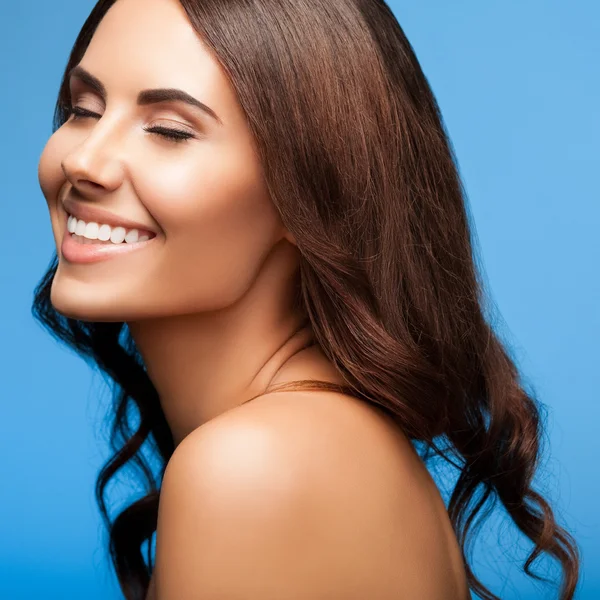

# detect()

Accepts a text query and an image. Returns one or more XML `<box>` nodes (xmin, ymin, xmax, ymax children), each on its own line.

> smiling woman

<box><xmin>33</xmin><ymin>0</ymin><xmax>580</xmax><ymax>599</ymax></box>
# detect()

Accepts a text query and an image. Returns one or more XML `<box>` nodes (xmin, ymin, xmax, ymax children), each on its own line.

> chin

<box><xmin>49</xmin><ymin>277</ymin><xmax>125</xmax><ymax>323</ymax></box>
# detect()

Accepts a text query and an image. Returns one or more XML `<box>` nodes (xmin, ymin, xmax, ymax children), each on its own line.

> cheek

<box><xmin>139</xmin><ymin>148</ymin><xmax>277</xmax><ymax>237</ymax></box>
<box><xmin>134</xmin><ymin>151</ymin><xmax>283</xmax><ymax>306</ymax></box>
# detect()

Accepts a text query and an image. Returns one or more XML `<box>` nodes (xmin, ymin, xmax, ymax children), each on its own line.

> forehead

<box><xmin>79</xmin><ymin>0</ymin><xmax>237</xmax><ymax>117</ymax></box>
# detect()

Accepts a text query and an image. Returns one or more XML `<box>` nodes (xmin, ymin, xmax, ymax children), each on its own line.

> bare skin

<box><xmin>37</xmin><ymin>0</ymin><xmax>470</xmax><ymax>597</ymax></box>
<box><xmin>146</xmin><ymin>373</ymin><xmax>471</xmax><ymax>599</ymax></box>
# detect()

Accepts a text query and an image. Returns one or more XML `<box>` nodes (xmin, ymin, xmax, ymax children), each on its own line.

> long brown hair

<box><xmin>33</xmin><ymin>0</ymin><xmax>580</xmax><ymax>598</ymax></box>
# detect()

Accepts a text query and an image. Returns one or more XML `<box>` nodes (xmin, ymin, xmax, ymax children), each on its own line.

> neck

<box><xmin>126</xmin><ymin>243</ymin><xmax>314</xmax><ymax>447</ymax></box>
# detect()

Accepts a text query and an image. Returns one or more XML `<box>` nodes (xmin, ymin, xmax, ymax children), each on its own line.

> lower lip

<box><xmin>61</xmin><ymin>228</ymin><xmax>158</xmax><ymax>264</ymax></box>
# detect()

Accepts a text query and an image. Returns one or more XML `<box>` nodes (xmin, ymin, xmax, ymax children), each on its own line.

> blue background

<box><xmin>1</xmin><ymin>1</ymin><xmax>598</xmax><ymax>598</ymax></box>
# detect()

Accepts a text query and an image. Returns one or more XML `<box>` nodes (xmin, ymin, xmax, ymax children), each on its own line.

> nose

<box><xmin>61</xmin><ymin>121</ymin><xmax>126</xmax><ymax>197</ymax></box>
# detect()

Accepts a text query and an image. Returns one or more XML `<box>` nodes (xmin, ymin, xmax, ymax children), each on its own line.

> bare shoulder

<box><xmin>153</xmin><ymin>390</ymin><xmax>469</xmax><ymax>600</ymax></box>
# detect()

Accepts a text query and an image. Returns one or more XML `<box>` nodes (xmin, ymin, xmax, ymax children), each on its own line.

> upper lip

<box><xmin>62</xmin><ymin>198</ymin><xmax>158</xmax><ymax>236</ymax></box>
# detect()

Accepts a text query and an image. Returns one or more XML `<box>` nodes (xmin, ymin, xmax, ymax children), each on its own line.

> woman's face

<box><xmin>38</xmin><ymin>0</ymin><xmax>288</xmax><ymax>322</ymax></box>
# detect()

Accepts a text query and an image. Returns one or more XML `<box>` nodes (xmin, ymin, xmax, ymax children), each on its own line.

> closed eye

<box><xmin>65</xmin><ymin>105</ymin><xmax>196</xmax><ymax>144</ymax></box>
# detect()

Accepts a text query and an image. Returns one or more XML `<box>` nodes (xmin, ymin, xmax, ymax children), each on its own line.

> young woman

<box><xmin>34</xmin><ymin>0</ymin><xmax>580</xmax><ymax>598</ymax></box>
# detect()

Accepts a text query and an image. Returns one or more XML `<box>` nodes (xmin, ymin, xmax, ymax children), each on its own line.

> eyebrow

<box><xmin>67</xmin><ymin>65</ymin><xmax>223</xmax><ymax>125</ymax></box>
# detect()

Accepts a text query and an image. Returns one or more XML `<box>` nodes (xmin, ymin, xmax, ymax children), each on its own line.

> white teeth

<box><xmin>110</xmin><ymin>226</ymin><xmax>127</xmax><ymax>244</ymax></box>
<box><xmin>74</xmin><ymin>219</ymin><xmax>86</xmax><ymax>236</ymax></box>
<box><xmin>67</xmin><ymin>214</ymin><xmax>153</xmax><ymax>244</ymax></box>
<box><xmin>67</xmin><ymin>216</ymin><xmax>77</xmax><ymax>234</ymax></box>
<box><xmin>125</xmin><ymin>229</ymin><xmax>139</xmax><ymax>243</ymax></box>
<box><xmin>84</xmin><ymin>222</ymin><xmax>99</xmax><ymax>239</ymax></box>
<box><xmin>98</xmin><ymin>224</ymin><xmax>111</xmax><ymax>241</ymax></box>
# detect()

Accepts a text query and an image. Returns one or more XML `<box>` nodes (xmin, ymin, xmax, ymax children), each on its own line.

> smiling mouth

<box><xmin>65</xmin><ymin>212</ymin><xmax>156</xmax><ymax>245</ymax></box>
<box><xmin>70</xmin><ymin>233</ymin><xmax>134</xmax><ymax>245</ymax></box>
<box><xmin>61</xmin><ymin>217</ymin><xmax>158</xmax><ymax>265</ymax></box>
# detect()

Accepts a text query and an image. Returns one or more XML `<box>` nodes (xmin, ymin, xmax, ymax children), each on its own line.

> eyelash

<box><xmin>65</xmin><ymin>105</ymin><xmax>195</xmax><ymax>143</ymax></box>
